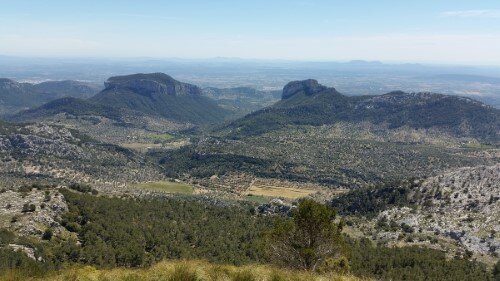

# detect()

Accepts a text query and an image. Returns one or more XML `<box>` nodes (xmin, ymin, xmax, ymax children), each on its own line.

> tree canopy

<box><xmin>263</xmin><ymin>199</ymin><xmax>345</xmax><ymax>271</ymax></box>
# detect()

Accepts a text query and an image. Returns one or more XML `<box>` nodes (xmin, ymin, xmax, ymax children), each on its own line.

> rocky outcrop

<box><xmin>281</xmin><ymin>79</ymin><xmax>328</xmax><ymax>99</ymax></box>
<box><xmin>0</xmin><ymin>188</ymin><xmax>68</xmax><ymax>238</ymax></box>
<box><xmin>0</xmin><ymin>121</ymin><xmax>166</xmax><ymax>190</ymax></box>
<box><xmin>257</xmin><ymin>198</ymin><xmax>295</xmax><ymax>215</ymax></box>
<box><xmin>374</xmin><ymin>164</ymin><xmax>500</xmax><ymax>259</ymax></box>
<box><xmin>7</xmin><ymin>244</ymin><xmax>40</xmax><ymax>261</ymax></box>
<box><xmin>104</xmin><ymin>73</ymin><xmax>202</xmax><ymax>97</ymax></box>
<box><xmin>0</xmin><ymin>124</ymin><xmax>84</xmax><ymax>159</ymax></box>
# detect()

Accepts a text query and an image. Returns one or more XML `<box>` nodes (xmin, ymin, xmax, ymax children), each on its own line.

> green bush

<box><xmin>42</xmin><ymin>229</ymin><xmax>53</xmax><ymax>241</ymax></box>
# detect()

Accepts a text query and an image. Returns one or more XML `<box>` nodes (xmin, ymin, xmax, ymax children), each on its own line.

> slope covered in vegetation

<box><xmin>225</xmin><ymin>79</ymin><xmax>500</xmax><ymax>143</ymax></box>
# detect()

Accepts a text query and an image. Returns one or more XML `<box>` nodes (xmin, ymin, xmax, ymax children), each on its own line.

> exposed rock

<box><xmin>104</xmin><ymin>73</ymin><xmax>202</xmax><ymax>97</ymax></box>
<box><xmin>8</xmin><ymin>244</ymin><xmax>41</xmax><ymax>261</ymax></box>
<box><xmin>373</xmin><ymin>164</ymin><xmax>500</xmax><ymax>260</ymax></box>
<box><xmin>257</xmin><ymin>199</ymin><xmax>295</xmax><ymax>216</ymax></box>
<box><xmin>0</xmin><ymin>189</ymin><xmax>67</xmax><ymax>238</ymax></box>
<box><xmin>0</xmin><ymin>122</ymin><xmax>165</xmax><ymax>191</ymax></box>
<box><xmin>281</xmin><ymin>79</ymin><xmax>328</xmax><ymax>99</ymax></box>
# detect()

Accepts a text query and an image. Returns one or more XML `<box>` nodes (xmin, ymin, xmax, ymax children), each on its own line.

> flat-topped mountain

<box><xmin>12</xmin><ymin>73</ymin><xmax>230</xmax><ymax>126</ymax></box>
<box><xmin>281</xmin><ymin>79</ymin><xmax>328</xmax><ymax>99</ymax></box>
<box><xmin>0</xmin><ymin>79</ymin><xmax>100</xmax><ymax>114</ymax></box>
<box><xmin>101</xmin><ymin>73</ymin><xmax>202</xmax><ymax>97</ymax></box>
<box><xmin>226</xmin><ymin>79</ymin><xmax>500</xmax><ymax>143</ymax></box>
<box><xmin>89</xmin><ymin>73</ymin><xmax>228</xmax><ymax>124</ymax></box>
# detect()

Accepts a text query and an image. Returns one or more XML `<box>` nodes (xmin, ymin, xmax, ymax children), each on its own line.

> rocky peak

<box><xmin>281</xmin><ymin>79</ymin><xmax>328</xmax><ymax>99</ymax></box>
<box><xmin>104</xmin><ymin>73</ymin><xmax>201</xmax><ymax>97</ymax></box>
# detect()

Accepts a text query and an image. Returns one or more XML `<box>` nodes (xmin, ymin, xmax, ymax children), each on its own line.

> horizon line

<box><xmin>1</xmin><ymin>54</ymin><xmax>500</xmax><ymax>68</ymax></box>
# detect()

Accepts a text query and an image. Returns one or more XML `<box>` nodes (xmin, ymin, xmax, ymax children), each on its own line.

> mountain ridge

<box><xmin>225</xmin><ymin>79</ymin><xmax>500</xmax><ymax>143</ymax></box>
<box><xmin>0</xmin><ymin>78</ymin><xmax>100</xmax><ymax>114</ymax></box>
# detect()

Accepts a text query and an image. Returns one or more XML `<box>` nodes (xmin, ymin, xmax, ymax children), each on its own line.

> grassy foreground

<box><xmin>1</xmin><ymin>260</ymin><xmax>367</xmax><ymax>281</ymax></box>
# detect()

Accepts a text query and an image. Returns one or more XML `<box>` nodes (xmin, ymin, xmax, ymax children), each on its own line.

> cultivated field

<box><xmin>133</xmin><ymin>181</ymin><xmax>194</xmax><ymax>194</ymax></box>
<box><xmin>245</xmin><ymin>184</ymin><xmax>317</xmax><ymax>199</ymax></box>
<box><xmin>120</xmin><ymin>143</ymin><xmax>162</xmax><ymax>151</ymax></box>
<box><xmin>148</xmin><ymin>133</ymin><xmax>174</xmax><ymax>142</ymax></box>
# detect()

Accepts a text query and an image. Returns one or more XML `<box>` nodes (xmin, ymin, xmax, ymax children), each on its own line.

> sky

<box><xmin>1</xmin><ymin>0</ymin><xmax>500</xmax><ymax>65</ymax></box>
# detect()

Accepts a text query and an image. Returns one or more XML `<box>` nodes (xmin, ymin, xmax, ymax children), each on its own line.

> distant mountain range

<box><xmin>225</xmin><ymin>79</ymin><xmax>500</xmax><ymax>143</ymax></box>
<box><xmin>0</xmin><ymin>79</ymin><xmax>100</xmax><ymax>115</ymax></box>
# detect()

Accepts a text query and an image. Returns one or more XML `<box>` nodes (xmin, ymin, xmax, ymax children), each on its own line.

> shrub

<box><xmin>42</xmin><ymin>229</ymin><xmax>53</xmax><ymax>241</ymax></box>
<box><xmin>22</xmin><ymin>203</ymin><xmax>36</xmax><ymax>213</ymax></box>
<box><xmin>401</xmin><ymin>223</ymin><xmax>414</xmax><ymax>233</ymax></box>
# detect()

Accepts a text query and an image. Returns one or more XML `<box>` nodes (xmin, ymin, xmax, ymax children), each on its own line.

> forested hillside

<box><xmin>225</xmin><ymin>80</ymin><xmax>500</xmax><ymax>143</ymax></box>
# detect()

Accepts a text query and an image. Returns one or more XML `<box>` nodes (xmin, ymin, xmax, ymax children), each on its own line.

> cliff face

<box><xmin>281</xmin><ymin>79</ymin><xmax>328</xmax><ymax>99</ymax></box>
<box><xmin>104</xmin><ymin>73</ymin><xmax>202</xmax><ymax>97</ymax></box>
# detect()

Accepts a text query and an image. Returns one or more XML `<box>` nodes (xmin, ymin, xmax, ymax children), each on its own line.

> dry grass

<box><xmin>133</xmin><ymin>181</ymin><xmax>195</xmax><ymax>194</ymax></box>
<box><xmin>5</xmin><ymin>260</ymin><xmax>368</xmax><ymax>281</ymax></box>
<box><xmin>120</xmin><ymin>143</ymin><xmax>162</xmax><ymax>150</ymax></box>
<box><xmin>246</xmin><ymin>185</ymin><xmax>317</xmax><ymax>199</ymax></box>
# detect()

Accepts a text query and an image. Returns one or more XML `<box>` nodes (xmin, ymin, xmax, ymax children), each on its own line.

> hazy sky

<box><xmin>1</xmin><ymin>0</ymin><xmax>500</xmax><ymax>65</ymax></box>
